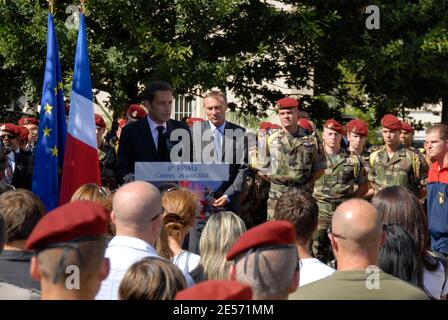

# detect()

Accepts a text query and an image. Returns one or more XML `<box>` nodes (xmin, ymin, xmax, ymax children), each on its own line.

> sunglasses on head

<box><xmin>328</xmin><ymin>224</ymin><xmax>389</xmax><ymax>240</ymax></box>
<box><xmin>151</xmin><ymin>206</ymin><xmax>165</xmax><ymax>221</ymax></box>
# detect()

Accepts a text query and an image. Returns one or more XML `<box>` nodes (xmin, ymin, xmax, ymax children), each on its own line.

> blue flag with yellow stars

<box><xmin>32</xmin><ymin>13</ymin><xmax>67</xmax><ymax>211</ymax></box>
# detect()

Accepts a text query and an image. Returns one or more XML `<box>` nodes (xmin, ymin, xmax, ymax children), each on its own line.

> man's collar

<box><xmin>209</xmin><ymin>120</ymin><xmax>226</xmax><ymax>133</ymax></box>
<box><xmin>147</xmin><ymin>116</ymin><xmax>167</xmax><ymax>131</ymax></box>
<box><xmin>108</xmin><ymin>235</ymin><xmax>157</xmax><ymax>254</ymax></box>
<box><xmin>6</xmin><ymin>151</ymin><xmax>14</xmax><ymax>161</ymax></box>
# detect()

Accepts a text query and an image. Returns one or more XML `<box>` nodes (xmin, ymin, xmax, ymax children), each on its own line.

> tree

<box><xmin>3</xmin><ymin>1</ymin><xmax>445</xmax><ymax>125</ymax></box>
<box><xmin>0</xmin><ymin>0</ymin><xmax>333</xmax><ymax>121</ymax></box>
<box><xmin>290</xmin><ymin>0</ymin><xmax>448</xmax><ymax>124</ymax></box>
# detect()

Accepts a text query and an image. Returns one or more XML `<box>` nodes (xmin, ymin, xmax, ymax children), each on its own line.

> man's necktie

<box><xmin>213</xmin><ymin>128</ymin><xmax>222</xmax><ymax>162</ymax></box>
<box><xmin>5</xmin><ymin>160</ymin><xmax>13</xmax><ymax>184</ymax></box>
<box><xmin>157</xmin><ymin>126</ymin><xmax>169</xmax><ymax>161</ymax></box>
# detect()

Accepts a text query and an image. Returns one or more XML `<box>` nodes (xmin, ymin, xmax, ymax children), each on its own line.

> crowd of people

<box><xmin>0</xmin><ymin>80</ymin><xmax>447</xmax><ymax>300</ymax></box>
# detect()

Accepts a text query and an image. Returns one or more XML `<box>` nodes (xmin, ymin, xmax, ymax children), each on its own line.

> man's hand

<box><xmin>213</xmin><ymin>195</ymin><xmax>229</xmax><ymax>208</ymax></box>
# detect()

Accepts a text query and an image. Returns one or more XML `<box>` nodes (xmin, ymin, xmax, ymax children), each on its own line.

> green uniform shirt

<box><xmin>257</xmin><ymin>129</ymin><xmax>322</xmax><ymax>191</ymax></box>
<box><xmin>258</xmin><ymin>128</ymin><xmax>323</xmax><ymax>220</ymax></box>
<box><xmin>358</xmin><ymin>148</ymin><xmax>372</xmax><ymax>175</ymax></box>
<box><xmin>289</xmin><ymin>270</ymin><xmax>429</xmax><ymax>300</ymax></box>
<box><xmin>313</xmin><ymin>148</ymin><xmax>367</xmax><ymax>218</ymax></box>
<box><xmin>368</xmin><ymin>144</ymin><xmax>428</xmax><ymax>193</ymax></box>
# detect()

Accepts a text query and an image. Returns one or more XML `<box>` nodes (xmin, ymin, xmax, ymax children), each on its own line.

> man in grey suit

<box><xmin>193</xmin><ymin>91</ymin><xmax>248</xmax><ymax>215</ymax></box>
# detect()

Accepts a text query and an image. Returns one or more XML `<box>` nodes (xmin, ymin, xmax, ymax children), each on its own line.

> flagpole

<box><xmin>47</xmin><ymin>0</ymin><xmax>54</xmax><ymax>14</ymax></box>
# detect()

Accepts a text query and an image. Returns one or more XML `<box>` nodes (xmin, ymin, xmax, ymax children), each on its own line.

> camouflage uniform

<box><xmin>348</xmin><ymin>148</ymin><xmax>372</xmax><ymax>176</ymax></box>
<box><xmin>312</xmin><ymin>148</ymin><xmax>367</xmax><ymax>263</ymax></box>
<box><xmin>368</xmin><ymin>144</ymin><xmax>428</xmax><ymax>194</ymax></box>
<box><xmin>407</xmin><ymin>145</ymin><xmax>428</xmax><ymax>168</ymax></box>
<box><xmin>257</xmin><ymin>128</ymin><xmax>321</xmax><ymax>220</ymax></box>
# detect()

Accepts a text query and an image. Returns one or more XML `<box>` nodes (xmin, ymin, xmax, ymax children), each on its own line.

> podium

<box><xmin>135</xmin><ymin>162</ymin><xmax>230</xmax><ymax>253</ymax></box>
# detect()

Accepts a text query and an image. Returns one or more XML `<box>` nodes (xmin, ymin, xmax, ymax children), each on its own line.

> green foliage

<box><xmin>0</xmin><ymin>0</ymin><xmax>335</xmax><ymax>121</ymax></box>
<box><xmin>0</xmin><ymin>0</ymin><xmax>446</xmax><ymax>124</ymax></box>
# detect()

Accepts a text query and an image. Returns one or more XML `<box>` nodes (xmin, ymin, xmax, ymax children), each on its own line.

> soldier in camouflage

<box><xmin>241</xmin><ymin>122</ymin><xmax>281</xmax><ymax>228</ymax></box>
<box><xmin>400</xmin><ymin>121</ymin><xmax>428</xmax><ymax>165</ymax></box>
<box><xmin>400</xmin><ymin>122</ymin><xmax>415</xmax><ymax>147</ymax></box>
<box><xmin>346</xmin><ymin>118</ymin><xmax>375</xmax><ymax>199</ymax></box>
<box><xmin>346</xmin><ymin>119</ymin><xmax>370</xmax><ymax>167</ymax></box>
<box><xmin>312</xmin><ymin>119</ymin><xmax>368</xmax><ymax>263</ymax></box>
<box><xmin>369</xmin><ymin>114</ymin><xmax>428</xmax><ymax>199</ymax></box>
<box><xmin>256</xmin><ymin>97</ymin><xmax>322</xmax><ymax>221</ymax></box>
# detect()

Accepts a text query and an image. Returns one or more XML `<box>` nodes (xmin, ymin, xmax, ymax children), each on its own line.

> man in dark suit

<box><xmin>0</xmin><ymin>124</ymin><xmax>32</xmax><ymax>190</ymax></box>
<box><xmin>116</xmin><ymin>81</ymin><xmax>191</xmax><ymax>184</ymax></box>
<box><xmin>194</xmin><ymin>91</ymin><xmax>248</xmax><ymax>214</ymax></box>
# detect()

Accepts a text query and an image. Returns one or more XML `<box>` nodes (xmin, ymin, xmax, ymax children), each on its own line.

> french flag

<box><xmin>59</xmin><ymin>13</ymin><xmax>100</xmax><ymax>205</ymax></box>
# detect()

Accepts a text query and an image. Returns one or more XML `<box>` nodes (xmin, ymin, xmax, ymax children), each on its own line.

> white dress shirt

<box><xmin>208</xmin><ymin>120</ymin><xmax>226</xmax><ymax>161</ymax></box>
<box><xmin>95</xmin><ymin>235</ymin><xmax>194</xmax><ymax>300</ymax></box>
<box><xmin>299</xmin><ymin>258</ymin><xmax>335</xmax><ymax>287</ymax></box>
<box><xmin>147</xmin><ymin>116</ymin><xmax>167</xmax><ymax>150</ymax></box>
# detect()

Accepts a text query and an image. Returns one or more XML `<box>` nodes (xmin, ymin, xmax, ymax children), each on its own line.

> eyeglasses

<box><xmin>151</xmin><ymin>206</ymin><xmax>165</xmax><ymax>221</ymax></box>
<box><xmin>327</xmin><ymin>224</ymin><xmax>389</xmax><ymax>240</ymax></box>
<box><xmin>327</xmin><ymin>227</ymin><xmax>347</xmax><ymax>240</ymax></box>
<box><xmin>0</xmin><ymin>135</ymin><xmax>16</xmax><ymax>140</ymax></box>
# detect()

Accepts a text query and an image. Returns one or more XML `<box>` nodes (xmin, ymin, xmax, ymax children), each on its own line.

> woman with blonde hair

<box><xmin>118</xmin><ymin>257</ymin><xmax>187</xmax><ymax>300</ymax></box>
<box><xmin>70</xmin><ymin>183</ymin><xmax>109</xmax><ymax>202</ymax></box>
<box><xmin>156</xmin><ymin>188</ymin><xmax>201</xmax><ymax>273</ymax></box>
<box><xmin>70</xmin><ymin>183</ymin><xmax>115</xmax><ymax>237</ymax></box>
<box><xmin>190</xmin><ymin>211</ymin><xmax>246</xmax><ymax>282</ymax></box>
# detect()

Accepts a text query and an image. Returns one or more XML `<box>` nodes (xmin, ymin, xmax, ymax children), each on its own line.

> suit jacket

<box><xmin>194</xmin><ymin>121</ymin><xmax>248</xmax><ymax>213</ymax></box>
<box><xmin>11</xmin><ymin>151</ymin><xmax>32</xmax><ymax>190</ymax></box>
<box><xmin>116</xmin><ymin>117</ymin><xmax>191</xmax><ymax>183</ymax></box>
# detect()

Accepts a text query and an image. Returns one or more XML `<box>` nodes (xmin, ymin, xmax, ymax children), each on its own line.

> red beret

<box><xmin>298</xmin><ymin>119</ymin><xmax>314</xmax><ymax>132</ymax></box>
<box><xmin>323</xmin><ymin>119</ymin><xmax>344</xmax><ymax>135</ymax></box>
<box><xmin>401</xmin><ymin>122</ymin><xmax>414</xmax><ymax>133</ymax></box>
<box><xmin>381</xmin><ymin>114</ymin><xmax>402</xmax><ymax>131</ymax></box>
<box><xmin>0</xmin><ymin>124</ymin><xmax>21</xmax><ymax>137</ymax></box>
<box><xmin>18</xmin><ymin>126</ymin><xmax>29</xmax><ymax>142</ymax></box>
<box><xmin>18</xmin><ymin>117</ymin><xmax>38</xmax><ymax>126</ymax></box>
<box><xmin>186</xmin><ymin>117</ymin><xmax>205</xmax><ymax>127</ymax></box>
<box><xmin>95</xmin><ymin>114</ymin><xmax>106</xmax><ymax>129</ymax></box>
<box><xmin>346</xmin><ymin>119</ymin><xmax>368</xmax><ymax>136</ymax></box>
<box><xmin>175</xmin><ymin>280</ymin><xmax>253</xmax><ymax>300</ymax></box>
<box><xmin>259</xmin><ymin>122</ymin><xmax>281</xmax><ymax>130</ymax></box>
<box><xmin>127</xmin><ymin>104</ymin><xmax>147</xmax><ymax>120</ymax></box>
<box><xmin>26</xmin><ymin>201</ymin><xmax>109</xmax><ymax>251</ymax></box>
<box><xmin>226</xmin><ymin>221</ymin><xmax>296</xmax><ymax>260</ymax></box>
<box><xmin>276</xmin><ymin>97</ymin><xmax>299</xmax><ymax>109</ymax></box>
<box><xmin>118</xmin><ymin>118</ymin><xmax>128</xmax><ymax>129</ymax></box>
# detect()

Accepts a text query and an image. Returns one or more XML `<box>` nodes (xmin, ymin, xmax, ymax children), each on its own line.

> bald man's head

<box><xmin>112</xmin><ymin>182</ymin><xmax>162</xmax><ymax>231</ymax></box>
<box><xmin>331</xmin><ymin>199</ymin><xmax>383</xmax><ymax>254</ymax></box>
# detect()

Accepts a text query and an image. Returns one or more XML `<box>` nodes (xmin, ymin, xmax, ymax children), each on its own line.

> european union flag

<box><xmin>32</xmin><ymin>13</ymin><xmax>67</xmax><ymax>211</ymax></box>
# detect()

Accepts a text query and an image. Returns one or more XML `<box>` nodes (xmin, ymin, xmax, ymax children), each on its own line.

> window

<box><xmin>173</xmin><ymin>95</ymin><xmax>196</xmax><ymax>121</ymax></box>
